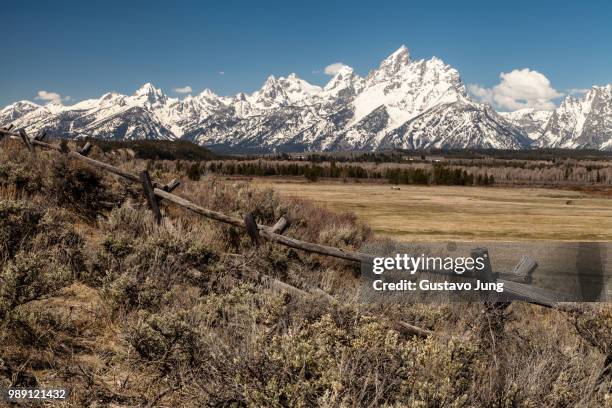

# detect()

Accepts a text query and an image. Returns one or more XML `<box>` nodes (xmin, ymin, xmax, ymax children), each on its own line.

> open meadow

<box><xmin>255</xmin><ymin>179</ymin><xmax>612</xmax><ymax>241</ymax></box>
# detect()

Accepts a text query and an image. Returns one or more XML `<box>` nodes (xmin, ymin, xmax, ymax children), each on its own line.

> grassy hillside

<box><xmin>0</xmin><ymin>137</ymin><xmax>610</xmax><ymax>407</ymax></box>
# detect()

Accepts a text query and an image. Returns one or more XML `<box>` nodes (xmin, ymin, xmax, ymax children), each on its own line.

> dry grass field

<box><xmin>255</xmin><ymin>179</ymin><xmax>612</xmax><ymax>241</ymax></box>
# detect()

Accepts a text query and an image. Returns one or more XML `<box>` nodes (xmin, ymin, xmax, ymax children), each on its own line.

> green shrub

<box><xmin>0</xmin><ymin>160</ymin><xmax>45</xmax><ymax>193</ymax></box>
<box><xmin>128</xmin><ymin>309</ymin><xmax>201</xmax><ymax>365</ymax></box>
<box><xmin>50</xmin><ymin>157</ymin><xmax>115</xmax><ymax>219</ymax></box>
<box><xmin>186</xmin><ymin>162</ymin><xmax>202</xmax><ymax>181</ymax></box>
<box><xmin>0</xmin><ymin>251</ymin><xmax>72</xmax><ymax>320</ymax></box>
<box><xmin>0</xmin><ymin>200</ymin><xmax>43</xmax><ymax>260</ymax></box>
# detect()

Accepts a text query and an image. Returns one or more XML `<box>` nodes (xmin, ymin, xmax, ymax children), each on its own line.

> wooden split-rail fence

<box><xmin>0</xmin><ymin>126</ymin><xmax>574</xmax><ymax>312</ymax></box>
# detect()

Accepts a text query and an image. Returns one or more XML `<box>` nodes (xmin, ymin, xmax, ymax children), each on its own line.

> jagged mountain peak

<box><xmin>537</xmin><ymin>83</ymin><xmax>612</xmax><ymax>150</ymax></box>
<box><xmin>0</xmin><ymin>100</ymin><xmax>43</xmax><ymax>125</ymax></box>
<box><xmin>323</xmin><ymin>65</ymin><xmax>363</xmax><ymax>97</ymax></box>
<box><xmin>254</xmin><ymin>75</ymin><xmax>286</xmax><ymax>100</ymax></box>
<box><xmin>198</xmin><ymin>88</ymin><xmax>219</xmax><ymax>99</ymax></box>
<box><xmin>500</xmin><ymin>108</ymin><xmax>553</xmax><ymax>140</ymax></box>
<box><xmin>250</xmin><ymin>73</ymin><xmax>322</xmax><ymax>107</ymax></box>
<box><xmin>134</xmin><ymin>82</ymin><xmax>162</xmax><ymax>96</ymax></box>
<box><xmin>379</xmin><ymin>45</ymin><xmax>410</xmax><ymax>70</ymax></box>
<box><xmin>132</xmin><ymin>82</ymin><xmax>167</xmax><ymax>107</ymax></box>
<box><xmin>278</xmin><ymin>73</ymin><xmax>322</xmax><ymax>102</ymax></box>
<box><xmin>2</xmin><ymin>100</ymin><xmax>41</xmax><ymax>110</ymax></box>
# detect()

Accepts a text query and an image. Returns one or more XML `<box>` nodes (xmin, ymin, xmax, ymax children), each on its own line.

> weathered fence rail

<box><xmin>0</xmin><ymin>127</ymin><xmax>574</xmax><ymax>308</ymax></box>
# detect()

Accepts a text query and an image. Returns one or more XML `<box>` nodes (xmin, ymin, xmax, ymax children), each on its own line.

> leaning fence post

<box><xmin>140</xmin><ymin>170</ymin><xmax>162</xmax><ymax>224</ymax></box>
<box><xmin>18</xmin><ymin>129</ymin><xmax>34</xmax><ymax>152</ymax></box>
<box><xmin>471</xmin><ymin>247</ymin><xmax>510</xmax><ymax>346</ymax></box>
<box><xmin>244</xmin><ymin>213</ymin><xmax>260</xmax><ymax>246</ymax></box>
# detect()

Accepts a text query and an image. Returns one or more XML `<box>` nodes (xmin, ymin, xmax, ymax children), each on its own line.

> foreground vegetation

<box><xmin>0</xmin><ymin>138</ymin><xmax>610</xmax><ymax>407</ymax></box>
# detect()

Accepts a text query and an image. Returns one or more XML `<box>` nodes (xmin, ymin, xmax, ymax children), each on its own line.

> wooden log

<box><xmin>32</xmin><ymin>139</ymin><xmax>62</xmax><ymax>151</ymax></box>
<box><xmin>162</xmin><ymin>178</ymin><xmax>180</xmax><ymax>192</ymax></box>
<box><xmin>504</xmin><ymin>256</ymin><xmax>537</xmax><ymax>284</ymax></box>
<box><xmin>309</xmin><ymin>287</ymin><xmax>336</xmax><ymax>303</ymax></box>
<box><xmin>153</xmin><ymin>188</ymin><xmax>245</xmax><ymax>228</ymax></box>
<box><xmin>271</xmin><ymin>216</ymin><xmax>291</xmax><ymax>234</ymax></box>
<box><xmin>263</xmin><ymin>275</ymin><xmax>309</xmax><ymax>298</ymax></box>
<box><xmin>79</xmin><ymin>142</ymin><xmax>92</xmax><ymax>156</ymax></box>
<box><xmin>153</xmin><ymin>178</ymin><xmax>181</xmax><ymax>204</ymax></box>
<box><xmin>140</xmin><ymin>170</ymin><xmax>162</xmax><ymax>224</ymax></box>
<box><xmin>392</xmin><ymin>321</ymin><xmax>433</xmax><ymax>339</ymax></box>
<box><xmin>261</xmin><ymin>274</ymin><xmax>430</xmax><ymax>337</ymax></box>
<box><xmin>67</xmin><ymin>151</ymin><xmax>140</xmax><ymax>182</ymax></box>
<box><xmin>18</xmin><ymin>129</ymin><xmax>33</xmax><ymax>152</ymax></box>
<box><xmin>500</xmin><ymin>280</ymin><xmax>565</xmax><ymax>307</ymax></box>
<box><xmin>244</xmin><ymin>213</ymin><xmax>260</xmax><ymax>246</ymax></box>
<box><xmin>259</xmin><ymin>227</ymin><xmax>373</xmax><ymax>263</ymax></box>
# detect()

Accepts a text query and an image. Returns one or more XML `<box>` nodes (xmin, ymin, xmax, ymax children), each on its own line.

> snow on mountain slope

<box><xmin>380</xmin><ymin>96</ymin><xmax>531</xmax><ymax>150</ymax></box>
<box><xmin>2</xmin><ymin>45</ymin><xmax>547</xmax><ymax>151</ymax></box>
<box><xmin>0</xmin><ymin>84</ymin><xmax>177</xmax><ymax>140</ymax></box>
<box><xmin>500</xmin><ymin>109</ymin><xmax>553</xmax><ymax>140</ymax></box>
<box><xmin>0</xmin><ymin>101</ymin><xmax>41</xmax><ymax>123</ymax></box>
<box><xmin>351</xmin><ymin>46</ymin><xmax>465</xmax><ymax>130</ymax></box>
<box><xmin>278</xmin><ymin>73</ymin><xmax>323</xmax><ymax>102</ymax></box>
<box><xmin>537</xmin><ymin>85</ymin><xmax>612</xmax><ymax>150</ymax></box>
<box><xmin>322</xmin><ymin>66</ymin><xmax>364</xmax><ymax>98</ymax></box>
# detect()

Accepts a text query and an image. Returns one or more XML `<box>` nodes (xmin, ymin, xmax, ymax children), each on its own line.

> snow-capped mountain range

<box><xmin>2</xmin><ymin>46</ymin><xmax>611</xmax><ymax>151</ymax></box>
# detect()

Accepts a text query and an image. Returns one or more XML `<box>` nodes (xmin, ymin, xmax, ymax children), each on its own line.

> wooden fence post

<box><xmin>34</xmin><ymin>131</ymin><xmax>47</xmax><ymax>141</ymax></box>
<box><xmin>18</xmin><ymin>129</ymin><xmax>33</xmax><ymax>152</ymax></box>
<box><xmin>79</xmin><ymin>142</ymin><xmax>92</xmax><ymax>156</ymax></box>
<box><xmin>471</xmin><ymin>248</ymin><xmax>511</xmax><ymax>348</ymax></box>
<box><xmin>0</xmin><ymin>125</ymin><xmax>13</xmax><ymax>141</ymax></box>
<box><xmin>244</xmin><ymin>213</ymin><xmax>260</xmax><ymax>246</ymax></box>
<box><xmin>140</xmin><ymin>170</ymin><xmax>162</xmax><ymax>224</ymax></box>
<box><xmin>506</xmin><ymin>256</ymin><xmax>537</xmax><ymax>284</ymax></box>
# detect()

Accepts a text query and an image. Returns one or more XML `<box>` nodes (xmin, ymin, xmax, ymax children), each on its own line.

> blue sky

<box><xmin>1</xmin><ymin>0</ymin><xmax>611</xmax><ymax>108</ymax></box>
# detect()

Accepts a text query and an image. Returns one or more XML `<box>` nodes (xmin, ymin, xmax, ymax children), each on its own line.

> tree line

<box><xmin>201</xmin><ymin>160</ymin><xmax>496</xmax><ymax>186</ymax></box>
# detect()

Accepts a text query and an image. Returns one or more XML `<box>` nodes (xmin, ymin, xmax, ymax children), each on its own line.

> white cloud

<box><xmin>468</xmin><ymin>68</ymin><xmax>563</xmax><ymax>111</ymax></box>
<box><xmin>467</xmin><ymin>84</ymin><xmax>494</xmax><ymax>104</ymax></box>
<box><xmin>173</xmin><ymin>86</ymin><xmax>192</xmax><ymax>94</ymax></box>
<box><xmin>324</xmin><ymin>62</ymin><xmax>348</xmax><ymax>75</ymax></box>
<box><xmin>35</xmin><ymin>90</ymin><xmax>64</xmax><ymax>104</ymax></box>
<box><xmin>219</xmin><ymin>71</ymin><xmax>225</xmax><ymax>75</ymax></box>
